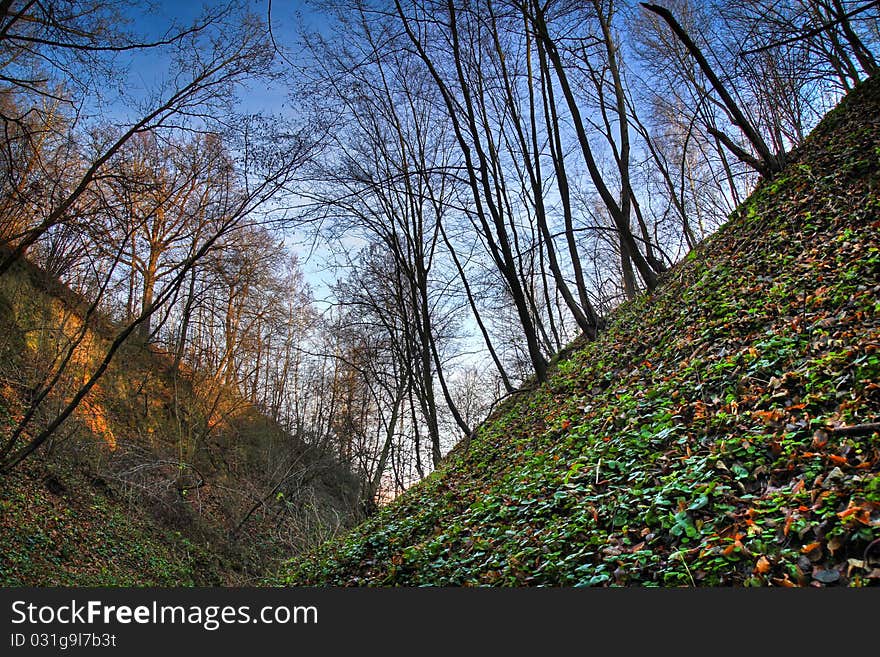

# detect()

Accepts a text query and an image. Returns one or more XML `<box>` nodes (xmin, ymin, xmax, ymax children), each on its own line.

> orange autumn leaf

<box><xmin>722</xmin><ymin>533</ymin><xmax>746</xmax><ymax>556</ymax></box>
<box><xmin>755</xmin><ymin>556</ymin><xmax>771</xmax><ymax>574</ymax></box>
<box><xmin>838</xmin><ymin>505</ymin><xmax>870</xmax><ymax>523</ymax></box>
<box><xmin>827</xmin><ymin>454</ymin><xmax>848</xmax><ymax>465</ymax></box>
<box><xmin>753</xmin><ymin>410</ymin><xmax>784</xmax><ymax>425</ymax></box>
<box><xmin>783</xmin><ymin>514</ymin><xmax>794</xmax><ymax>537</ymax></box>
<box><xmin>772</xmin><ymin>576</ymin><xmax>796</xmax><ymax>588</ymax></box>
<box><xmin>801</xmin><ymin>541</ymin><xmax>821</xmax><ymax>554</ymax></box>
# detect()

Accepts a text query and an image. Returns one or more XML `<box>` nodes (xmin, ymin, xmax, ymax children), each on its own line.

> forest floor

<box><xmin>0</xmin><ymin>256</ymin><xmax>361</xmax><ymax>586</ymax></box>
<box><xmin>275</xmin><ymin>75</ymin><xmax>880</xmax><ymax>587</ymax></box>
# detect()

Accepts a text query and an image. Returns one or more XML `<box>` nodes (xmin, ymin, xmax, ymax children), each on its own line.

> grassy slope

<box><xmin>0</xmin><ymin>255</ymin><xmax>359</xmax><ymax>586</ymax></box>
<box><xmin>276</xmin><ymin>77</ymin><xmax>880</xmax><ymax>587</ymax></box>
<box><xmin>0</xmin><ymin>277</ymin><xmax>226</xmax><ymax>584</ymax></box>
<box><xmin>0</xmin><ymin>464</ymin><xmax>217</xmax><ymax>586</ymax></box>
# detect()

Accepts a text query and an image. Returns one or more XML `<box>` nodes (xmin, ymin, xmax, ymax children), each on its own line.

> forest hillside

<box><xmin>0</xmin><ymin>254</ymin><xmax>361</xmax><ymax>586</ymax></box>
<box><xmin>276</xmin><ymin>75</ymin><xmax>880</xmax><ymax>587</ymax></box>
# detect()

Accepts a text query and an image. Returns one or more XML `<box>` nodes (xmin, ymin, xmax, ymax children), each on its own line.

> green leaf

<box><xmin>688</xmin><ymin>495</ymin><xmax>709</xmax><ymax>511</ymax></box>
<box><xmin>731</xmin><ymin>464</ymin><xmax>749</xmax><ymax>479</ymax></box>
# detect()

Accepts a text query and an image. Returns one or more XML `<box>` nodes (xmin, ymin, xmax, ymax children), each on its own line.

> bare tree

<box><xmin>0</xmin><ymin>107</ymin><xmax>317</xmax><ymax>473</ymax></box>
<box><xmin>641</xmin><ymin>2</ymin><xmax>786</xmax><ymax>176</ymax></box>
<box><xmin>0</xmin><ymin>2</ymin><xmax>277</xmax><ymax>276</ymax></box>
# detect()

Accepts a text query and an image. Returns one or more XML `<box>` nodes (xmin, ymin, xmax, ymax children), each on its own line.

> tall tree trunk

<box><xmin>139</xmin><ymin>250</ymin><xmax>159</xmax><ymax>341</ymax></box>
<box><xmin>641</xmin><ymin>3</ymin><xmax>784</xmax><ymax>177</ymax></box>
<box><xmin>536</xmin><ymin>35</ymin><xmax>599</xmax><ymax>329</ymax></box>
<box><xmin>172</xmin><ymin>266</ymin><xmax>198</xmax><ymax>373</ymax></box>
<box><xmin>394</xmin><ymin>0</ymin><xmax>549</xmax><ymax>381</ymax></box>
<box><xmin>831</xmin><ymin>0</ymin><xmax>878</xmax><ymax>76</ymax></box>
<box><xmin>621</xmin><ymin>240</ymin><xmax>637</xmax><ymax>300</ymax></box>
<box><xmin>530</xmin><ymin>0</ymin><xmax>658</xmax><ymax>291</ymax></box>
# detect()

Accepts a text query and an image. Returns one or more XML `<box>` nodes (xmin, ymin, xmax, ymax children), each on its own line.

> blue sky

<box><xmin>112</xmin><ymin>1</ymin><xmax>319</xmax><ymax>116</ymax></box>
<box><xmin>107</xmin><ymin>1</ymin><xmax>339</xmax><ymax>301</ymax></box>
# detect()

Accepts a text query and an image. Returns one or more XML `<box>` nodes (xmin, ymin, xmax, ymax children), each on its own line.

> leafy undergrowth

<box><xmin>276</xmin><ymin>76</ymin><xmax>880</xmax><ymax>587</ymax></box>
<box><xmin>0</xmin><ymin>461</ymin><xmax>220</xmax><ymax>586</ymax></box>
<box><xmin>0</xmin><ymin>237</ymin><xmax>360</xmax><ymax>587</ymax></box>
